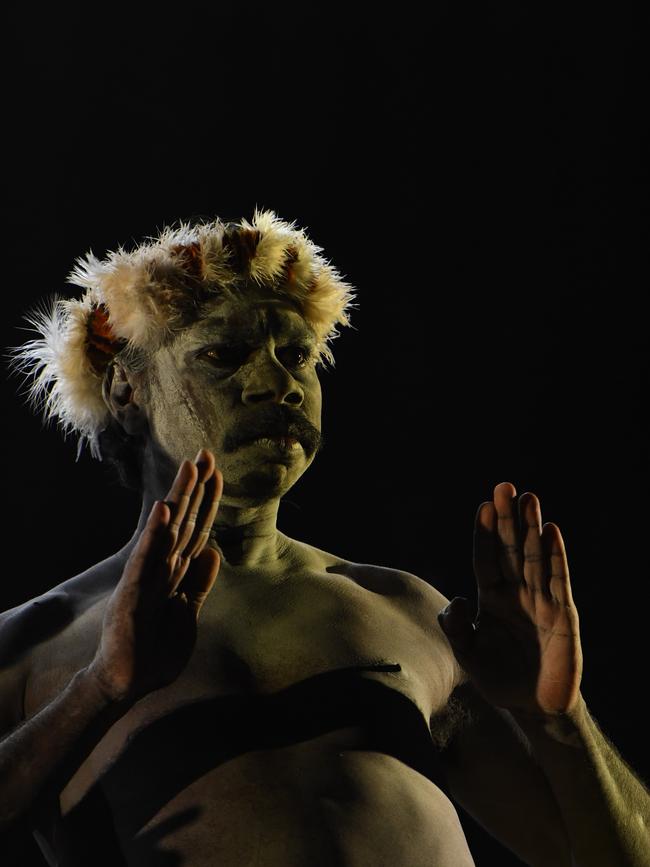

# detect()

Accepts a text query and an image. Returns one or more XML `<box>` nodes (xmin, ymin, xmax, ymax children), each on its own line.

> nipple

<box><xmin>354</xmin><ymin>661</ymin><xmax>402</xmax><ymax>673</ymax></box>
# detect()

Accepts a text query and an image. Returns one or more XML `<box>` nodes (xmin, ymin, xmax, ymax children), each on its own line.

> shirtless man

<box><xmin>1</xmin><ymin>210</ymin><xmax>648</xmax><ymax>866</ymax></box>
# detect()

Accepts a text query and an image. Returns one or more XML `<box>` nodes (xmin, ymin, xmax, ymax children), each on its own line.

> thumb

<box><xmin>178</xmin><ymin>548</ymin><xmax>221</xmax><ymax>617</ymax></box>
<box><xmin>437</xmin><ymin>597</ymin><xmax>476</xmax><ymax>654</ymax></box>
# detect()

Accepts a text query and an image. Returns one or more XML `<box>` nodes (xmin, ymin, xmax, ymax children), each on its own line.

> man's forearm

<box><xmin>511</xmin><ymin>693</ymin><xmax>650</xmax><ymax>867</ymax></box>
<box><xmin>0</xmin><ymin>667</ymin><xmax>131</xmax><ymax>831</ymax></box>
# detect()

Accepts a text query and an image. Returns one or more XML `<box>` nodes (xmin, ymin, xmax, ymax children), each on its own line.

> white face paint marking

<box><xmin>147</xmin><ymin>343</ymin><xmax>210</xmax><ymax>447</ymax></box>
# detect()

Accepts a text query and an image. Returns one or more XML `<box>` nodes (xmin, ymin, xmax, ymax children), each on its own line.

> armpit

<box><xmin>429</xmin><ymin>692</ymin><xmax>474</xmax><ymax>752</ymax></box>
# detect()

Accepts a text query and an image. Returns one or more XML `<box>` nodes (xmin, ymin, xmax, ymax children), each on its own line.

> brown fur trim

<box><xmin>222</xmin><ymin>226</ymin><xmax>261</xmax><ymax>274</ymax></box>
<box><xmin>86</xmin><ymin>304</ymin><xmax>127</xmax><ymax>375</ymax></box>
<box><xmin>170</xmin><ymin>241</ymin><xmax>204</xmax><ymax>279</ymax></box>
<box><xmin>282</xmin><ymin>245</ymin><xmax>300</xmax><ymax>286</ymax></box>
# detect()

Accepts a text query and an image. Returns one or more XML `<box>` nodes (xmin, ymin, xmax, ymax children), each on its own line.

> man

<box><xmin>1</xmin><ymin>209</ymin><xmax>648</xmax><ymax>866</ymax></box>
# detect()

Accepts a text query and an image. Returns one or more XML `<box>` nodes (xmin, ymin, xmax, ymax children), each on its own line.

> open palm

<box><xmin>439</xmin><ymin>483</ymin><xmax>583</xmax><ymax>717</ymax></box>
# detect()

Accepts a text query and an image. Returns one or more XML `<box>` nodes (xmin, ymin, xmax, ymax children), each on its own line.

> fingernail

<box><xmin>195</xmin><ymin>448</ymin><xmax>206</xmax><ymax>462</ymax></box>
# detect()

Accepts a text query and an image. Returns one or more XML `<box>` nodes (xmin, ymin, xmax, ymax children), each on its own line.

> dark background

<box><xmin>1</xmin><ymin>4</ymin><xmax>648</xmax><ymax>865</ymax></box>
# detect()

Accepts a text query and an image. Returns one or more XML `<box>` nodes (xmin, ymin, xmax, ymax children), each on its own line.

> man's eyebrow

<box><xmin>193</xmin><ymin>315</ymin><xmax>256</xmax><ymax>340</ymax></box>
<box><xmin>265</xmin><ymin>307</ymin><xmax>317</xmax><ymax>343</ymax></box>
<box><xmin>275</xmin><ymin>319</ymin><xmax>317</xmax><ymax>344</ymax></box>
<box><xmin>194</xmin><ymin>312</ymin><xmax>316</xmax><ymax>344</ymax></box>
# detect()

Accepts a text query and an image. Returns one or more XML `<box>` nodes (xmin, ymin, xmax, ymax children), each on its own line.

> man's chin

<box><xmin>222</xmin><ymin>465</ymin><xmax>298</xmax><ymax>505</ymax></box>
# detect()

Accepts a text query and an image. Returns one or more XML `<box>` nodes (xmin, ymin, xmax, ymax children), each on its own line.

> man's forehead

<box><xmin>190</xmin><ymin>297</ymin><xmax>315</xmax><ymax>341</ymax></box>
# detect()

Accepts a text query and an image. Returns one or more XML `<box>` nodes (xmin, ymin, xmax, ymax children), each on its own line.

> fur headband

<box><xmin>12</xmin><ymin>209</ymin><xmax>356</xmax><ymax>458</ymax></box>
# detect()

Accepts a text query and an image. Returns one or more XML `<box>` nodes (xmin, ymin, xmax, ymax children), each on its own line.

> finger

<box><xmin>494</xmin><ymin>482</ymin><xmax>523</xmax><ymax>584</ymax></box>
<box><xmin>163</xmin><ymin>459</ymin><xmax>199</xmax><ymax>551</ymax></box>
<box><xmin>172</xmin><ymin>450</ymin><xmax>215</xmax><ymax>559</ymax></box>
<box><xmin>177</xmin><ymin>452</ymin><xmax>221</xmax><ymax>561</ymax></box>
<box><xmin>473</xmin><ymin>501</ymin><xmax>502</xmax><ymax>590</ymax></box>
<box><xmin>146</xmin><ymin>499</ymin><xmax>172</xmax><ymax>534</ymax></box>
<box><xmin>542</xmin><ymin>522</ymin><xmax>573</xmax><ymax>605</ymax></box>
<box><xmin>175</xmin><ymin>547</ymin><xmax>221</xmax><ymax>617</ymax></box>
<box><xmin>519</xmin><ymin>492</ymin><xmax>549</xmax><ymax>597</ymax></box>
<box><xmin>124</xmin><ymin>501</ymin><xmax>173</xmax><ymax>594</ymax></box>
<box><xmin>167</xmin><ymin>550</ymin><xmax>192</xmax><ymax>594</ymax></box>
<box><xmin>186</xmin><ymin>467</ymin><xmax>223</xmax><ymax>560</ymax></box>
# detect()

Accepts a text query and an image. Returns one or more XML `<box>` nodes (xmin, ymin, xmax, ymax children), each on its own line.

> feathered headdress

<box><xmin>11</xmin><ymin>209</ymin><xmax>356</xmax><ymax>458</ymax></box>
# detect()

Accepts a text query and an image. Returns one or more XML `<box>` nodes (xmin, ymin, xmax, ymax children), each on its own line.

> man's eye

<box><xmin>278</xmin><ymin>345</ymin><xmax>311</xmax><ymax>368</ymax></box>
<box><xmin>202</xmin><ymin>346</ymin><xmax>245</xmax><ymax>366</ymax></box>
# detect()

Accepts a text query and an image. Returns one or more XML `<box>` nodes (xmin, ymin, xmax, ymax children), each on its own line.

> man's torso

<box><xmin>20</xmin><ymin>541</ymin><xmax>475</xmax><ymax>866</ymax></box>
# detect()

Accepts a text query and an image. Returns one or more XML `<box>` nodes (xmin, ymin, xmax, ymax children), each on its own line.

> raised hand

<box><xmin>438</xmin><ymin>482</ymin><xmax>583</xmax><ymax>718</ymax></box>
<box><xmin>88</xmin><ymin>449</ymin><xmax>223</xmax><ymax>704</ymax></box>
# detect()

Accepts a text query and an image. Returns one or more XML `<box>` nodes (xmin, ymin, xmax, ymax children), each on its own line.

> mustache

<box><xmin>222</xmin><ymin>405</ymin><xmax>323</xmax><ymax>455</ymax></box>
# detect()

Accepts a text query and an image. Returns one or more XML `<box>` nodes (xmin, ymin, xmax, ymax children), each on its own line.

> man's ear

<box><xmin>102</xmin><ymin>362</ymin><xmax>148</xmax><ymax>436</ymax></box>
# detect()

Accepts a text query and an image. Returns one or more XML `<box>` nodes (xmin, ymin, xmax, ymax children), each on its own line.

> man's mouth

<box><xmin>248</xmin><ymin>435</ymin><xmax>302</xmax><ymax>451</ymax></box>
<box><xmin>222</xmin><ymin>413</ymin><xmax>321</xmax><ymax>455</ymax></box>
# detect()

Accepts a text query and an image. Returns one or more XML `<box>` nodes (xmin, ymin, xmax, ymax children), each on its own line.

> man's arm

<box><xmin>0</xmin><ymin>665</ymin><xmax>131</xmax><ymax>831</ymax></box>
<box><xmin>437</xmin><ymin>482</ymin><xmax>650</xmax><ymax>867</ymax></box>
<box><xmin>439</xmin><ymin>681</ymin><xmax>573</xmax><ymax>867</ymax></box>
<box><xmin>0</xmin><ymin>453</ymin><xmax>221</xmax><ymax>832</ymax></box>
<box><xmin>441</xmin><ymin>681</ymin><xmax>650</xmax><ymax>867</ymax></box>
<box><xmin>511</xmin><ymin>695</ymin><xmax>650</xmax><ymax>867</ymax></box>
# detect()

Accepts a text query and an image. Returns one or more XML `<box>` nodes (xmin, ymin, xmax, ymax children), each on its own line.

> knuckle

<box><xmin>523</xmin><ymin>552</ymin><xmax>544</xmax><ymax>562</ymax></box>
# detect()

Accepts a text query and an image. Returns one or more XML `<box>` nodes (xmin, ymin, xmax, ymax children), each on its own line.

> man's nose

<box><xmin>241</xmin><ymin>349</ymin><xmax>304</xmax><ymax>407</ymax></box>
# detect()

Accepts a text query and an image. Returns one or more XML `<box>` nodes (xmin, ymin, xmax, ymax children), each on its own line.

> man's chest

<box><xmin>27</xmin><ymin>568</ymin><xmax>457</xmax><ymax>813</ymax></box>
<box><xmin>192</xmin><ymin>570</ymin><xmax>452</xmax><ymax>706</ymax></box>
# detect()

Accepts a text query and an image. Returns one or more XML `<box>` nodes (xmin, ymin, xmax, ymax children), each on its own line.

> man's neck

<box><xmin>124</xmin><ymin>494</ymin><xmax>293</xmax><ymax>579</ymax></box>
<box><xmin>209</xmin><ymin>500</ymin><xmax>293</xmax><ymax>573</ymax></box>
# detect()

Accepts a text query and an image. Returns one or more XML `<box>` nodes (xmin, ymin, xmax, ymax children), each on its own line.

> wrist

<box><xmin>510</xmin><ymin>693</ymin><xmax>588</xmax><ymax>747</ymax></box>
<box><xmin>81</xmin><ymin>661</ymin><xmax>136</xmax><ymax>709</ymax></box>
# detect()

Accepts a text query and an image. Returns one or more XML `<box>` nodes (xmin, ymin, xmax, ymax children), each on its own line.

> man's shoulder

<box><xmin>0</xmin><ymin>559</ymin><xmax>118</xmax><ymax>736</ymax></box>
<box><xmin>0</xmin><ymin>556</ymin><xmax>122</xmax><ymax>665</ymax></box>
<box><xmin>341</xmin><ymin>561</ymin><xmax>450</xmax><ymax>607</ymax></box>
<box><xmin>295</xmin><ymin>538</ymin><xmax>452</xmax><ymax>615</ymax></box>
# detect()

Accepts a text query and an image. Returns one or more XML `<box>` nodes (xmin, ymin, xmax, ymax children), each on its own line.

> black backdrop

<box><xmin>1</xmin><ymin>5</ymin><xmax>648</xmax><ymax>865</ymax></box>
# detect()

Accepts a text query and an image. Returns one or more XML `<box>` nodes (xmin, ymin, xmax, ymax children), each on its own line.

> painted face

<box><xmin>141</xmin><ymin>288</ymin><xmax>323</xmax><ymax>506</ymax></box>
